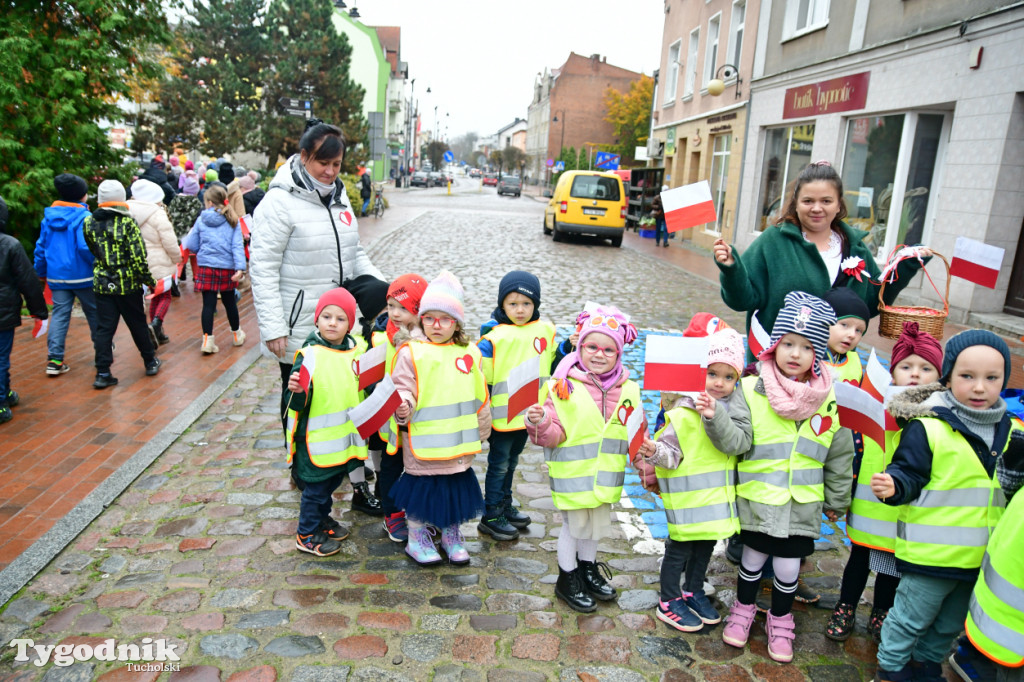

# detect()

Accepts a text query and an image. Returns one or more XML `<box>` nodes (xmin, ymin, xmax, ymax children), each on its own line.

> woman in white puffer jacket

<box><xmin>250</xmin><ymin>119</ymin><xmax>385</xmax><ymax>430</ymax></box>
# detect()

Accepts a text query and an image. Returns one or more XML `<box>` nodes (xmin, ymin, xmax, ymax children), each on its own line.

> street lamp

<box><xmin>706</xmin><ymin>64</ymin><xmax>742</xmax><ymax>98</ymax></box>
<box><xmin>552</xmin><ymin>110</ymin><xmax>566</xmax><ymax>157</ymax></box>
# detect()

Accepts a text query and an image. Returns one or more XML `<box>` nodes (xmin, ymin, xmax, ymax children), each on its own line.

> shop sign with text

<box><xmin>783</xmin><ymin>72</ymin><xmax>870</xmax><ymax>119</ymax></box>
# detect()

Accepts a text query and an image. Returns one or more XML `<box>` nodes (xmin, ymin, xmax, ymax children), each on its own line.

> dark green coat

<box><xmin>717</xmin><ymin>221</ymin><xmax>925</xmax><ymax>360</ymax></box>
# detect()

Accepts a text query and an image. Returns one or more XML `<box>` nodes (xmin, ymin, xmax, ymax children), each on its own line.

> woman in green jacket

<box><xmin>712</xmin><ymin>162</ymin><xmax>931</xmax><ymax>362</ymax></box>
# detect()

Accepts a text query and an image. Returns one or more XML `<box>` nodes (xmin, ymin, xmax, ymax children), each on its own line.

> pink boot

<box><xmin>722</xmin><ymin>601</ymin><xmax>758</xmax><ymax>648</ymax></box>
<box><xmin>440</xmin><ymin>524</ymin><xmax>470</xmax><ymax>565</ymax></box>
<box><xmin>405</xmin><ymin>526</ymin><xmax>442</xmax><ymax>566</ymax></box>
<box><xmin>766</xmin><ymin>611</ymin><xmax>796</xmax><ymax>663</ymax></box>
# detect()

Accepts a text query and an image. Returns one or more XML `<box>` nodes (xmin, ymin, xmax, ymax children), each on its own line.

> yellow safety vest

<box><xmin>846</xmin><ymin>428</ymin><xmax>902</xmax><ymax>552</ymax></box>
<box><xmin>542</xmin><ymin>378</ymin><xmax>642</xmax><ymax>510</ymax></box>
<box><xmin>824</xmin><ymin>351</ymin><xmax>863</xmax><ymax>386</ymax></box>
<box><xmin>656</xmin><ymin>407</ymin><xmax>739</xmax><ymax>541</ymax></box>
<box><xmin>895</xmin><ymin>418</ymin><xmax>1009</xmax><ymax>570</ymax></box>
<box><xmin>966</xmin><ymin>489</ymin><xmax>1024</xmax><ymax>668</ymax></box>
<box><xmin>480</xmin><ymin>320</ymin><xmax>556</xmax><ymax>431</ymax></box>
<box><xmin>738</xmin><ymin>376</ymin><xmax>841</xmax><ymax>505</ymax></box>
<box><xmin>372</xmin><ymin>331</ymin><xmax>401</xmax><ymax>454</ymax></box>
<box><xmin>286</xmin><ymin>345</ymin><xmax>367</xmax><ymax>468</ymax></box>
<box><xmin>405</xmin><ymin>341</ymin><xmax>489</xmax><ymax>461</ymax></box>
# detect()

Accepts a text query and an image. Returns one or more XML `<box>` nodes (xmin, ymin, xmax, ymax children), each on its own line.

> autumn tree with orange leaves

<box><xmin>603</xmin><ymin>74</ymin><xmax>654</xmax><ymax>165</ymax></box>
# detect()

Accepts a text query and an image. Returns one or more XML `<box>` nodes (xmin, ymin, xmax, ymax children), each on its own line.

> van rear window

<box><xmin>570</xmin><ymin>176</ymin><xmax>620</xmax><ymax>201</ymax></box>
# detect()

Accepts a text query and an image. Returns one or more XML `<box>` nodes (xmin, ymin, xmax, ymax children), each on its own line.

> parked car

<box><xmin>410</xmin><ymin>171</ymin><xmax>429</xmax><ymax>187</ymax></box>
<box><xmin>468</xmin><ymin>168</ymin><xmax>482</xmax><ymax>178</ymax></box>
<box><xmin>543</xmin><ymin>171</ymin><xmax>627</xmax><ymax>247</ymax></box>
<box><xmin>482</xmin><ymin>173</ymin><xmax>498</xmax><ymax>187</ymax></box>
<box><xmin>497</xmin><ymin>175</ymin><xmax>522</xmax><ymax>197</ymax></box>
<box><xmin>428</xmin><ymin>171</ymin><xmax>443</xmax><ymax>187</ymax></box>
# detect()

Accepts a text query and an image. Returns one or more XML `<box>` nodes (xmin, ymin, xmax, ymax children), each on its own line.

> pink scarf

<box><xmin>759</xmin><ymin>356</ymin><xmax>832</xmax><ymax>421</ymax></box>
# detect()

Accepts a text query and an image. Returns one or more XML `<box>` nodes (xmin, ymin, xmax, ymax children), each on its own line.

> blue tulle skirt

<box><xmin>389</xmin><ymin>468</ymin><xmax>485</xmax><ymax>527</ymax></box>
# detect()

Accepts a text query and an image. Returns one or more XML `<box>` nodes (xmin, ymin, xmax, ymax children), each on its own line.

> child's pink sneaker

<box><xmin>405</xmin><ymin>526</ymin><xmax>442</xmax><ymax>566</ymax></box>
<box><xmin>722</xmin><ymin>600</ymin><xmax>758</xmax><ymax>648</ymax></box>
<box><xmin>766</xmin><ymin>611</ymin><xmax>796</xmax><ymax>663</ymax></box>
<box><xmin>440</xmin><ymin>524</ymin><xmax>470</xmax><ymax>565</ymax></box>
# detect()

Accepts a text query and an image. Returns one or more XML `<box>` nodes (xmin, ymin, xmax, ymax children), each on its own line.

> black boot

<box><xmin>555</xmin><ymin>567</ymin><xmax>597</xmax><ymax>613</ymax></box>
<box><xmin>152</xmin><ymin>318</ymin><xmax>170</xmax><ymax>345</ymax></box>
<box><xmin>502</xmin><ymin>495</ymin><xmax>531</xmax><ymax>529</ymax></box>
<box><xmin>578</xmin><ymin>558</ymin><xmax>617</xmax><ymax>601</ymax></box>
<box><xmin>351</xmin><ymin>481</ymin><xmax>383</xmax><ymax>516</ymax></box>
<box><xmin>170</xmin><ymin>280</ymin><xmax>181</xmax><ymax>297</ymax></box>
<box><xmin>477</xmin><ymin>507</ymin><xmax>519</xmax><ymax>541</ymax></box>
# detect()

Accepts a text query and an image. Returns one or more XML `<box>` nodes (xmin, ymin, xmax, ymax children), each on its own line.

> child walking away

<box><xmin>527</xmin><ymin>305</ymin><xmax>643</xmax><ymax>613</ymax></box>
<box><xmin>822</xmin><ymin>287</ymin><xmax>869</xmax><ymax>385</ymax></box>
<box><xmin>478</xmin><ymin>271</ymin><xmax>556</xmax><ymax>541</ymax></box>
<box><xmin>390</xmin><ymin>271</ymin><xmax>490</xmax><ymax>566</ymax></box>
<box><xmin>870</xmin><ymin>330</ymin><xmax>1024</xmax><ymax>682</ymax></box>
<box><xmin>287</xmin><ymin>288</ymin><xmax>366</xmax><ymax>556</ymax></box>
<box><xmin>182</xmin><ymin>184</ymin><xmax>247</xmax><ymax>354</ymax></box>
<box><xmin>827</xmin><ymin>321</ymin><xmax>942</xmax><ymax>642</ymax></box>
<box><xmin>375</xmin><ymin>274</ymin><xmax>429</xmax><ymax>543</ymax></box>
<box><xmin>642</xmin><ymin>326</ymin><xmax>751</xmax><ymax>632</ymax></box>
<box><xmin>128</xmin><ymin>179</ymin><xmax>181</xmax><ymax>347</ymax></box>
<box><xmin>723</xmin><ymin>291</ymin><xmax>854</xmax><ymax>663</ymax></box>
<box><xmin>82</xmin><ymin>180</ymin><xmax>161</xmax><ymax>388</ymax></box>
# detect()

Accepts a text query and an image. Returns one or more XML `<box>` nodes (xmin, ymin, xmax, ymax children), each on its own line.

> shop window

<box><xmin>704</xmin><ymin>14</ymin><xmax>721</xmax><ymax>88</ymax></box>
<box><xmin>756</xmin><ymin>124</ymin><xmax>815</xmax><ymax>231</ymax></box>
<box><xmin>783</xmin><ymin>0</ymin><xmax>830</xmax><ymax>41</ymax></box>
<box><xmin>665</xmin><ymin>40</ymin><xmax>681</xmax><ymax>104</ymax></box>
<box><xmin>708</xmin><ymin>134</ymin><xmax>731</xmax><ymax>234</ymax></box>
<box><xmin>684</xmin><ymin>28</ymin><xmax>700</xmax><ymax>98</ymax></box>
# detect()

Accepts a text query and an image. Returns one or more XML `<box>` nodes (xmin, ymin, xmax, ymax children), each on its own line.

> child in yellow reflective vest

<box><xmin>639</xmin><ymin>326</ymin><xmax>751</xmax><ymax>633</ymax></box>
<box><xmin>526</xmin><ymin>305</ymin><xmax>644</xmax><ymax>614</ymax></box>
<box><xmin>721</xmin><ymin>291</ymin><xmax>853</xmax><ymax>664</ymax></box>
<box><xmin>821</xmin><ymin>288</ymin><xmax>869</xmax><ymax>385</ymax></box>
<box><xmin>286</xmin><ymin>288</ymin><xmax>367</xmax><ymax>557</ymax></box>
<box><xmin>390</xmin><ymin>270</ymin><xmax>491</xmax><ymax>567</ymax></box>
<box><xmin>827</xmin><ymin>321</ymin><xmax>942</xmax><ymax>643</ymax></box>
<box><xmin>870</xmin><ymin>330</ymin><xmax>1024</xmax><ymax>682</ymax></box>
<box><xmin>477</xmin><ymin>271</ymin><xmax>556</xmax><ymax>542</ymax></box>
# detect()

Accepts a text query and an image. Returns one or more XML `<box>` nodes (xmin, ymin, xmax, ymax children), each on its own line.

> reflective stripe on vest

<box><xmin>737</xmin><ymin>376</ymin><xmax>839</xmax><ymax>506</ymax></box>
<box><xmin>542</xmin><ymin>378</ymin><xmax>642</xmax><ymax>510</ymax></box>
<box><xmin>481</xmin><ymin>321</ymin><xmax>556</xmax><ymax>431</ymax></box>
<box><xmin>848</xmin><ymin>429</ymin><xmax>901</xmax><ymax>551</ymax></box>
<box><xmin>406</xmin><ymin>341</ymin><xmax>488</xmax><ymax>461</ymax></box>
<box><xmin>286</xmin><ymin>345</ymin><xmax>367</xmax><ymax>468</ymax></box>
<box><xmin>655</xmin><ymin>407</ymin><xmax>740</xmax><ymax>541</ymax></box>
<box><xmin>894</xmin><ymin>418</ymin><xmax>1010</xmax><ymax>570</ymax></box>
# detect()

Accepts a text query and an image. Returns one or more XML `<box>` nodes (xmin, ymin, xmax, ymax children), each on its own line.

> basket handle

<box><xmin>877</xmin><ymin>250</ymin><xmax>951</xmax><ymax>314</ymax></box>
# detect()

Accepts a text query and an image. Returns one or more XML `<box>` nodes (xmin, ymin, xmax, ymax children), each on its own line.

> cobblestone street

<box><xmin>0</xmin><ymin>203</ymin><xmax>931</xmax><ymax>681</ymax></box>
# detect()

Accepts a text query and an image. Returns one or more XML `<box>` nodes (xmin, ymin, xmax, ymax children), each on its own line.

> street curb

<box><xmin>0</xmin><ymin>344</ymin><xmax>263</xmax><ymax>606</ymax></box>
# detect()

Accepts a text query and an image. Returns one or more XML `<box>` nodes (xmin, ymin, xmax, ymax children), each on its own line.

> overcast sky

<box><xmin>350</xmin><ymin>0</ymin><xmax>665</xmax><ymax>140</ymax></box>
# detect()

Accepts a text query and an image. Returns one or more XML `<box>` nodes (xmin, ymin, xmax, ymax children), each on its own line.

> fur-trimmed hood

<box><xmin>887</xmin><ymin>382</ymin><xmax>946</xmax><ymax>422</ymax></box>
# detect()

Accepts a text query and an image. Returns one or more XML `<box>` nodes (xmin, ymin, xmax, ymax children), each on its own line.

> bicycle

<box><xmin>372</xmin><ymin>183</ymin><xmax>385</xmax><ymax>218</ymax></box>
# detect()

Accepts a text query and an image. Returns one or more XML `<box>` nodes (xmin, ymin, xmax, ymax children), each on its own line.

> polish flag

<box><xmin>350</xmin><ymin>374</ymin><xmax>402</xmax><ymax>441</ymax></box>
<box><xmin>146</xmin><ymin>275</ymin><xmax>174</xmax><ymax>300</ymax></box>
<box><xmin>33</xmin><ymin>318</ymin><xmax>48</xmax><ymax>339</ymax></box>
<box><xmin>239</xmin><ymin>214</ymin><xmax>252</xmax><ymax>241</ymax></box>
<box><xmin>643</xmin><ymin>335</ymin><xmax>710</xmax><ymax>392</ymax></box>
<box><xmin>178</xmin><ymin>245</ymin><xmax>190</xmax><ymax>279</ymax></box>
<box><xmin>356</xmin><ymin>343</ymin><xmax>387</xmax><ymax>390</ymax></box>
<box><xmin>951</xmin><ymin>237</ymin><xmax>1004</xmax><ymax>289</ymax></box>
<box><xmin>296</xmin><ymin>349</ymin><xmax>316</xmax><ymax>393</ymax></box>
<box><xmin>506</xmin><ymin>355</ymin><xmax>541</xmax><ymax>421</ymax></box>
<box><xmin>747</xmin><ymin>310</ymin><xmax>771</xmax><ymax>359</ymax></box>
<box><xmin>43</xmin><ymin>283</ymin><xmax>53</xmax><ymax>306</ymax></box>
<box><xmin>662</xmin><ymin>180</ymin><xmax>717</xmax><ymax>233</ymax></box>
<box><xmin>834</xmin><ymin>381</ymin><xmax>886</xmax><ymax>449</ymax></box>
<box><xmin>884</xmin><ymin>384</ymin><xmax>910</xmax><ymax>432</ymax></box>
<box><xmin>624</xmin><ymin>404</ymin><xmax>648</xmax><ymax>458</ymax></box>
<box><xmin>860</xmin><ymin>349</ymin><xmax>891</xmax><ymax>402</ymax></box>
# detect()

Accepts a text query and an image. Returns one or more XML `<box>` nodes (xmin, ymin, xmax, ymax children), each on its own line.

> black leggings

<box><xmin>201</xmin><ymin>290</ymin><xmax>239</xmax><ymax>335</ymax></box>
<box><xmin>839</xmin><ymin>543</ymin><xmax>900</xmax><ymax>610</ymax></box>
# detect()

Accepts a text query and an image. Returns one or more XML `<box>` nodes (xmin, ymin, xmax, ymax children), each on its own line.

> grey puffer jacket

<box><xmin>250</xmin><ymin>156</ymin><xmax>384</xmax><ymax>360</ymax></box>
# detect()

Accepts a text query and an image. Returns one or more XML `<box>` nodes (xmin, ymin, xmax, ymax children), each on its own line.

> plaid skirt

<box><xmin>194</xmin><ymin>266</ymin><xmax>237</xmax><ymax>292</ymax></box>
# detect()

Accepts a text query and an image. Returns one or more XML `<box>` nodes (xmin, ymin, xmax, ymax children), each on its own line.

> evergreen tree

<box><xmin>0</xmin><ymin>0</ymin><xmax>175</xmax><ymax>247</ymax></box>
<box><xmin>261</xmin><ymin>0</ymin><xmax>367</xmax><ymax>170</ymax></box>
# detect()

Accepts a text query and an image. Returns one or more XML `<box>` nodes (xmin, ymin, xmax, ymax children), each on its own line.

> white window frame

<box><xmin>782</xmin><ymin>0</ymin><xmax>830</xmax><ymax>42</ymax></box>
<box><xmin>703</xmin><ymin>13</ymin><xmax>721</xmax><ymax>88</ymax></box>
<box><xmin>684</xmin><ymin>27</ymin><xmax>700</xmax><ymax>99</ymax></box>
<box><xmin>707</xmin><ymin>133</ymin><xmax>731</xmax><ymax>235</ymax></box>
<box><xmin>728</xmin><ymin>1</ymin><xmax>746</xmax><ymax>73</ymax></box>
<box><xmin>665</xmin><ymin>39</ymin><xmax>682</xmax><ymax>104</ymax></box>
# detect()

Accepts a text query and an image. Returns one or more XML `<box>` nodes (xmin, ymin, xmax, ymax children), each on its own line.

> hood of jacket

<box><xmin>43</xmin><ymin>202</ymin><xmax>89</xmax><ymax>232</ymax></box>
<box><xmin>127</xmin><ymin>200</ymin><xmax>161</xmax><ymax>227</ymax></box>
<box><xmin>269</xmin><ymin>155</ymin><xmax>348</xmax><ymax>208</ymax></box>
<box><xmin>94</xmin><ymin>204</ymin><xmax>130</xmax><ymax>220</ymax></box>
<box><xmin>887</xmin><ymin>382</ymin><xmax>944</xmax><ymax>422</ymax></box>
<box><xmin>200</xmin><ymin>207</ymin><xmax>230</xmax><ymax>228</ymax></box>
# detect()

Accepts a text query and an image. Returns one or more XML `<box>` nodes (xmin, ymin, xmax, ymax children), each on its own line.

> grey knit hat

<box><xmin>766</xmin><ymin>291</ymin><xmax>836</xmax><ymax>360</ymax></box>
<box><xmin>941</xmin><ymin>329</ymin><xmax>1011</xmax><ymax>390</ymax></box>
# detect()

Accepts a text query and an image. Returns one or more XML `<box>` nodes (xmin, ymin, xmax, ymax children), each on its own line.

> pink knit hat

<box><xmin>706</xmin><ymin>328</ymin><xmax>745</xmax><ymax>374</ymax></box>
<box><xmin>551</xmin><ymin>304</ymin><xmax>638</xmax><ymax>398</ymax></box>
<box><xmin>419</xmin><ymin>270</ymin><xmax>465</xmax><ymax>324</ymax></box>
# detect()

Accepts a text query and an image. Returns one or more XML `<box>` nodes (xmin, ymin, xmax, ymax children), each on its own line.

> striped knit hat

<box><xmin>419</xmin><ymin>270</ymin><xmax>465</xmax><ymax>324</ymax></box>
<box><xmin>765</xmin><ymin>291</ymin><xmax>836</xmax><ymax>361</ymax></box>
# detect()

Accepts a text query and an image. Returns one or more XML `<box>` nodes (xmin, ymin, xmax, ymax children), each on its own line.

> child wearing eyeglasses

<box><xmin>477</xmin><ymin>271</ymin><xmax>556</xmax><ymax>542</ymax></box>
<box><xmin>526</xmin><ymin>305</ymin><xmax>645</xmax><ymax>613</ymax></box>
<box><xmin>389</xmin><ymin>270</ymin><xmax>491</xmax><ymax>567</ymax></box>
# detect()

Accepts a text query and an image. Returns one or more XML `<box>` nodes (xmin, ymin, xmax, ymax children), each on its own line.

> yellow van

<box><xmin>543</xmin><ymin>170</ymin><xmax>628</xmax><ymax>247</ymax></box>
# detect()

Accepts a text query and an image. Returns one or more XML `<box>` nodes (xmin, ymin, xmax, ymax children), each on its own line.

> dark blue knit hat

<box><xmin>766</xmin><ymin>291</ymin><xmax>836</xmax><ymax>360</ymax></box>
<box><xmin>498</xmin><ymin>270</ymin><xmax>541</xmax><ymax>308</ymax></box>
<box><xmin>941</xmin><ymin>329</ymin><xmax>1011</xmax><ymax>390</ymax></box>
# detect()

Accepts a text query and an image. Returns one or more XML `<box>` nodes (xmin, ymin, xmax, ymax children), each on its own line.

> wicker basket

<box><xmin>877</xmin><ymin>251</ymin><xmax>950</xmax><ymax>340</ymax></box>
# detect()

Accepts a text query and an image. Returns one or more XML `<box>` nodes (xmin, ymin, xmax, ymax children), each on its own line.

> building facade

<box><xmin>735</xmin><ymin>0</ymin><xmax>1024</xmax><ymax>324</ymax></box>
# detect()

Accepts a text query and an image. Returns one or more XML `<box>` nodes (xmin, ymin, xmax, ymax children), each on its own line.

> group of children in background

<box><xmin>283</xmin><ymin>268</ymin><xmax>1022</xmax><ymax>680</ymax></box>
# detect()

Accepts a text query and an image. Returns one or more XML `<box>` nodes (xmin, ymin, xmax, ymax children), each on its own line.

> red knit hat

<box><xmin>387</xmin><ymin>273</ymin><xmax>428</xmax><ymax>315</ymax></box>
<box><xmin>890</xmin><ymin>321</ymin><xmax>942</xmax><ymax>373</ymax></box>
<box><xmin>315</xmin><ymin>288</ymin><xmax>357</xmax><ymax>329</ymax></box>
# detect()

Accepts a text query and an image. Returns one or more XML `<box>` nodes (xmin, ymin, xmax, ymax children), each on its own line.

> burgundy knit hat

<box><xmin>890</xmin><ymin>321</ymin><xmax>942</xmax><ymax>373</ymax></box>
<box><xmin>315</xmin><ymin>288</ymin><xmax>357</xmax><ymax>330</ymax></box>
<box><xmin>387</xmin><ymin>273</ymin><xmax>428</xmax><ymax>315</ymax></box>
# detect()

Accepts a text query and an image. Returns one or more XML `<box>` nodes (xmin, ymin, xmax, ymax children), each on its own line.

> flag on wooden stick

<box><xmin>747</xmin><ymin>311</ymin><xmax>771</xmax><ymax>359</ymax></box>
<box><xmin>643</xmin><ymin>335</ymin><xmax>710</xmax><ymax>392</ymax></box>
<box><xmin>951</xmin><ymin>237</ymin><xmax>1004</xmax><ymax>288</ymax></box>
<box><xmin>357</xmin><ymin>344</ymin><xmax>387</xmax><ymax>390</ymax></box>
<box><xmin>662</xmin><ymin>181</ymin><xmax>717</xmax><ymax>232</ymax></box>
<box><xmin>350</xmin><ymin>375</ymin><xmax>403</xmax><ymax>441</ymax></box>
<box><xmin>506</xmin><ymin>355</ymin><xmax>541</xmax><ymax>421</ymax></box>
<box><xmin>834</xmin><ymin>381</ymin><xmax>886</xmax><ymax>449</ymax></box>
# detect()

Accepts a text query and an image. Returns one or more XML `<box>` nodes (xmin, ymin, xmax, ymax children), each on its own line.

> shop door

<box><xmin>1003</xmin><ymin>217</ymin><xmax>1024</xmax><ymax>316</ymax></box>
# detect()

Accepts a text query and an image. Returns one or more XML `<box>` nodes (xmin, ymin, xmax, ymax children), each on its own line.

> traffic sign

<box><xmin>595</xmin><ymin>152</ymin><xmax>620</xmax><ymax>170</ymax></box>
<box><xmin>443</xmin><ymin>150</ymin><xmax>455</xmax><ymax>163</ymax></box>
<box><xmin>278</xmin><ymin>97</ymin><xmax>312</xmax><ymax>109</ymax></box>
<box><xmin>546</xmin><ymin>158</ymin><xmax>554</xmax><ymax>167</ymax></box>
<box><xmin>554</xmin><ymin>161</ymin><xmax>565</xmax><ymax>171</ymax></box>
